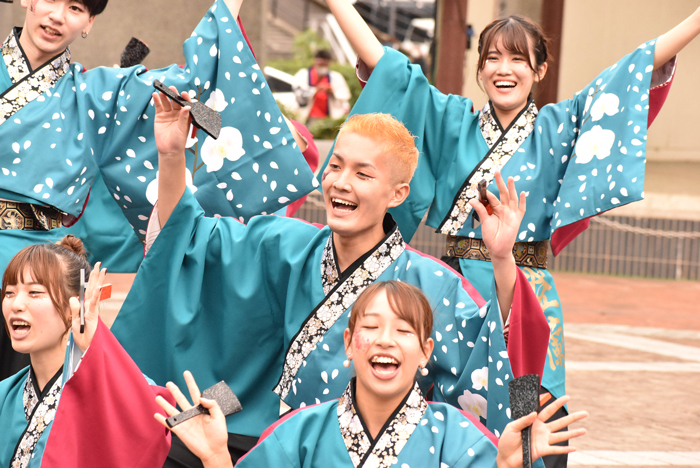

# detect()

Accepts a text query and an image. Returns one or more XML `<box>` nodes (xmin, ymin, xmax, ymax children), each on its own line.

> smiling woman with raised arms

<box><xmin>322</xmin><ymin>3</ymin><xmax>700</xmax><ymax>462</ymax></box>
<box><xmin>158</xmin><ymin>281</ymin><xmax>588</xmax><ymax>468</ymax></box>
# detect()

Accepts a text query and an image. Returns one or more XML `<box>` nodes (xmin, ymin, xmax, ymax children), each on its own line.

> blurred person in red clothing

<box><xmin>293</xmin><ymin>49</ymin><xmax>351</xmax><ymax>124</ymax></box>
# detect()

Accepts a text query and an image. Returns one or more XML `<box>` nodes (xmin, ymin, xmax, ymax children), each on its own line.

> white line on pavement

<box><xmin>567</xmin><ymin>324</ymin><xmax>700</xmax><ymax>341</ymax></box>
<box><xmin>565</xmin><ymin>331</ymin><xmax>700</xmax><ymax>363</ymax></box>
<box><xmin>566</xmin><ymin>361</ymin><xmax>700</xmax><ymax>372</ymax></box>
<box><xmin>569</xmin><ymin>451</ymin><xmax>700</xmax><ymax>466</ymax></box>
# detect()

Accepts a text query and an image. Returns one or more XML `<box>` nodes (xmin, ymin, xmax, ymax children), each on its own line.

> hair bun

<box><xmin>57</xmin><ymin>235</ymin><xmax>87</xmax><ymax>259</ymax></box>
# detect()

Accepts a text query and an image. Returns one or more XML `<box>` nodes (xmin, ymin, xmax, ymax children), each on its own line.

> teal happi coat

<box><xmin>320</xmin><ymin>40</ymin><xmax>675</xmax><ymax>401</ymax></box>
<box><xmin>0</xmin><ymin>0</ymin><xmax>315</xmax><ymax>276</ymax></box>
<box><xmin>112</xmin><ymin>188</ymin><xmax>547</xmax><ymax>440</ymax></box>
<box><xmin>236</xmin><ymin>380</ymin><xmax>507</xmax><ymax>468</ymax></box>
<box><xmin>0</xmin><ymin>321</ymin><xmax>172</xmax><ymax>468</ymax></box>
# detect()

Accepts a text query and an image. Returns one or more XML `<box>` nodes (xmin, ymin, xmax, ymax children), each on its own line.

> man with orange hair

<box><xmin>112</xmin><ymin>93</ymin><xmax>550</xmax><ymax>463</ymax></box>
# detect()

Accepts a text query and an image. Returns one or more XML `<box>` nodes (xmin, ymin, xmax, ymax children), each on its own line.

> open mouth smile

<box><xmin>10</xmin><ymin>319</ymin><xmax>31</xmax><ymax>338</ymax></box>
<box><xmin>370</xmin><ymin>354</ymin><xmax>400</xmax><ymax>379</ymax></box>
<box><xmin>494</xmin><ymin>81</ymin><xmax>516</xmax><ymax>89</ymax></box>
<box><xmin>331</xmin><ymin>197</ymin><xmax>357</xmax><ymax>213</ymax></box>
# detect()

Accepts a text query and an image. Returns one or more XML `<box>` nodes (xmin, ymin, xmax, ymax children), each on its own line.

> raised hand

<box><xmin>153</xmin><ymin>87</ymin><xmax>192</xmax><ymax>158</ymax></box>
<box><xmin>470</xmin><ymin>172</ymin><xmax>526</xmax><ymax>261</ymax></box>
<box><xmin>496</xmin><ymin>395</ymin><xmax>588</xmax><ymax>468</ymax></box>
<box><xmin>154</xmin><ymin>371</ymin><xmax>233</xmax><ymax>468</ymax></box>
<box><xmin>69</xmin><ymin>262</ymin><xmax>107</xmax><ymax>353</ymax></box>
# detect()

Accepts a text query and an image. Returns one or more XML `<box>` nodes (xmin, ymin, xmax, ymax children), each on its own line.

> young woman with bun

<box><xmin>0</xmin><ymin>235</ymin><xmax>173</xmax><ymax>467</ymax></box>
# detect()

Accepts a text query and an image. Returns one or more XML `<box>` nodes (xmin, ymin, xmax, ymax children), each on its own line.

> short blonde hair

<box><xmin>338</xmin><ymin>113</ymin><xmax>419</xmax><ymax>184</ymax></box>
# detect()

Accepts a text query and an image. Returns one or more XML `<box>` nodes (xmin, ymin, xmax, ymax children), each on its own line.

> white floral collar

<box><xmin>437</xmin><ymin>99</ymin><xmax>538</xmax><ymax>236</ymax></box>
<box><xmin>0</xmin><ymin>27</ymin><xmax>71</xmax><ymax>125</ymax></box>
<box><xmin>338</xmin><ymin>379</ymin><xmax>427</xmax><ymax>468</ymax></box>
<box><xmin>12</xmin><ymin>367</ymin><xmax>63</xmax><ymax>468</ymax></box>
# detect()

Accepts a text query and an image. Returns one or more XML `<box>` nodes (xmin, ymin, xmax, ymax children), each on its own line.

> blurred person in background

<box><xmin>293</xmin><ymin>49</ymin><xmax>351</xmax><ymax>124</ymax></box>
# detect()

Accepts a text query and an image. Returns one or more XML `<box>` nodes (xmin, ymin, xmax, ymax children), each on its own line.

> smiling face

<box><xmin>322</xmin><ymin>131</ymin><xmax>409</xmax><ymax>242</ymax></box>
<box><xmin>20</xmin><ymin>0</ymin><xmax>95</xmax><ymax>65</ymax></box>
<box><xmin>344</xmin><ymin>287</ymin><xmax>434</xmax><ymax>405</ymax></box>
<box><xmin>478</xmin><ymin>35</ymin><xmax>545</xmax><ymax>122</ymax></box>
<box><xmin>2</xmin><ymin>267</ymin><xmax>69</xmax><ymax>358</ymax></box>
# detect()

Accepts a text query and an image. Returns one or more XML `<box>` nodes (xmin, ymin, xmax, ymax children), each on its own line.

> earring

<box><xmin>81</xmin><ymin>32</ymin><xmax>88</xmax><ymax>39</ymax></box>
<box><xmin>343</xmin><ymin>358</ymin><xmax>351</xmax><ymax>368</ymax></box>
<box><xmin>419</xmin><ymin>365</ymin><xmax>429</xmax><ymax>377</ymax></box>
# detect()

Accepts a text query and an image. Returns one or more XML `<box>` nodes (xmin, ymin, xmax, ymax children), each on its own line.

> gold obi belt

<box><xmin>445</xmin><ymin>235</ymin><xmax>549</xmax><ymax>269</ymax></box>
<box><xmin>0</xmin><ymin>201</ymin><xmax>63</xmax><ymax>231</ymax></box>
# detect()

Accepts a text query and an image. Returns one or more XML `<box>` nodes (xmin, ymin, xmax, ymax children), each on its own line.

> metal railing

<box><xmin>294</xmin><ymin>192</ymin><xmax>700</xmax><ymax>281</ymax></box>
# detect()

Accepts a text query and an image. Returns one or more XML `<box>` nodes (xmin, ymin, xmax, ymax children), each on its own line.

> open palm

<box><xmin>470</xmin><ymin>172</ymin><xmax>526</xmax><ymax>260</ymax></box>
<box><xmin>496</xmin><ymin>395</ymin><xmax>588</xmax><ymax>468</ymax></box>
<box><xmin>154</xmin><ymin>371</ymin><xmax>231</xmax><ymax>467</ymax></box>
<box><xmin>69</xmin><ymin>262</ymin><xmax>106</xmax><ymax>353</ymax></box>
<box><xmin>153</xmin><ymin>87</ymin><xmax>192</xmax><ymax>157</ymax></box>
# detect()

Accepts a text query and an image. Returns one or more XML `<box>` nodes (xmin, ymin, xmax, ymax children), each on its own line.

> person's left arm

<box><xmin>654</xmin><ymin>6</ymin><xmax>700</xmax><ymax>68</ymax></box>
<box><xmin>43</xmin><ymin>266</ymin><xmax>174</xmax><ymax>467</ymax></box>
<box><xmin>90</xmin><ymin>0</ymin><xmax>315</xmax><ymax>239</ymax></box>
<box><xmin>222</xmin><ymin>0</ymin><xmax>243</xmax><ymax>18</ymax></box>
<box><xmin>469</xmin><ymin>173</ymin><xmax>526</xmax><ymax>323</ymax></box>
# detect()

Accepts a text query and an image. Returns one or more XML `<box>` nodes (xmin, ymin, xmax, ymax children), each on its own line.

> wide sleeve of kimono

<box><xmin>39</xmin><ymin>320</ymin><xmax>173</xmax><ymax>468</ymax></box>
<box><xmin>110</xmin><ymin>188</ymin><xmax>321</xmax><ymax>436</ymax></box>
<box><xmin>76</xmin><ymin>0</ymin><xmax>316</xmax><ymax>239</ymax></box>
<box><xmin>415</xmin><ymin>251</ymin><xmax>548</xmax><ymax>436</ymax></box>
<box><xmin>542</xmin><ymin>38</ymin><xmax>675</xmax><ymax>245</ymax></box>
<box><xmin>319</xmin><ymin>48</ymin><xmax>481</xmax><ymax>241</ymax></box>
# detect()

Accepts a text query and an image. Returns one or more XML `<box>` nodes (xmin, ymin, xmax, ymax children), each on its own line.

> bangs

<box><xmin>494</xmin><ymin>22</ymin><xmax>531</xmax><ymax>60</ymax></box>
<box><xmin>338</xmin><ymin>113</ymin><xmax>419</xmax><ymax>184</ymax></box>
<box><xmin>2</xmin><ymin>245</ymin><xmax>71</xmax><ymax>328</ymax></box>
<box><xmin>383</xmin><ymin>282</ymin><xmax>433</xmax><ymax>345</ymax></box>
<box><xmin>74</xmin><ymin>0</ymin><xmax>109</xmax><ymax>16</ymax></box>
<box><xmin>477</xmin><ymin>15</ymin><xmax>548</xmax><ymax>74</ymax></box>
<box><xmin>349</xmin><ymin>281</ymin><xmax>433</xmax><ymax>346</ymax></box>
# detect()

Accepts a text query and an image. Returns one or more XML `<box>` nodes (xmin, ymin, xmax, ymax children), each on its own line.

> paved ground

<box><xmin>554</xmin><ymin>273</ymin><xmax>700</xmax><ymax>467</ymax></box>
<box><xmin>101</xmin><ymin>270</ymin><xmax>700</xmax><ymax>467</ymax></box>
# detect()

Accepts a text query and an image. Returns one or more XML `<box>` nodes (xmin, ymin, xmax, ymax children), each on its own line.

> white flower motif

<box><xmin>471</xmin><ymin>367</ymin><xmax>489</xmax><ymax>391</ymax></box>
<box><xmin>146</xmin><ymin>169</ymin><xmax>197</xmax><ymax>205</ymax></box>
<box><xmin>574</xmin><ymin>125</ymin><xmax>616</xmax><ymax>164</ymax></box>
<box><xmin>458</xmin><ymin>390</ymin><xmax>488</xmax><ymax>419</ymax></box>
<box><xmin>200</xmin><ymin>127</ymin><xmax>245</xmax><ymax>172</ymax></box>
<box><xmin>205</xmin><ymin>89</ymin><xmax>228</xmax><ymax>113</ymax></box>
<box><xmin>590</xmin><ymin>93</ymin><xmax>620</xmax><ymax>122</ymax></box>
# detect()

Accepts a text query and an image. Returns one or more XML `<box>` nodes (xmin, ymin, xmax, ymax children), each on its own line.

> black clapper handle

<box><xmin>166</xmin><ymin>381</ymin><xmax>242</xmax><ymax>428</ymax></box>
<box><xmin>79</xmin><ymin>269</ymin><xmax>86</xmax><ymax>334</ymax></box>
<box><xmin>153</xmin><ymin>80</ymin><xmax>221</xmax><ymax>140</ymax></box>
<box><xmin>471</xmin><ymin>179</ymin><xmax>493</xmax><ymax>228</ymax></box>
<box><xmin>508</xmin><ymin>374</ymin><xmax>540</xmax><ymax>468</ymax></box>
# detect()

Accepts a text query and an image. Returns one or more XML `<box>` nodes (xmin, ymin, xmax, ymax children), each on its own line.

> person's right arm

<box><xmin>325</xmin><ymin>0</ymin><xmax>385</xmax><ymax>68</ymax></box>
<box><xmin>153</xmin><ymin>88</ymin><xmax>192</xmax><ymax>228</ymax></box>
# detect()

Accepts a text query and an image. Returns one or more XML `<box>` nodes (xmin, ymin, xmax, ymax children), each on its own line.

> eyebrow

<box><xmin>331</xmin><ymin>153</ymin><xmax>378</xmax><ymax>172</ymax></box>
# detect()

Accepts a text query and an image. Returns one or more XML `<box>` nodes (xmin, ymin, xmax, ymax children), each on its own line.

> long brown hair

<box><xmin>477</xmin><ymin>15</ymin><xmax>548</xmax><ymax>80</ymax></box>
<box><xmin>348</xmin><ymin>281</ymin><xmax>433</xmax><ymax>347</ymax></box>
<box><xmin>2</xmin><ymin>236</ymin><xmax>91</xmax><ymax>334</ymax></box>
